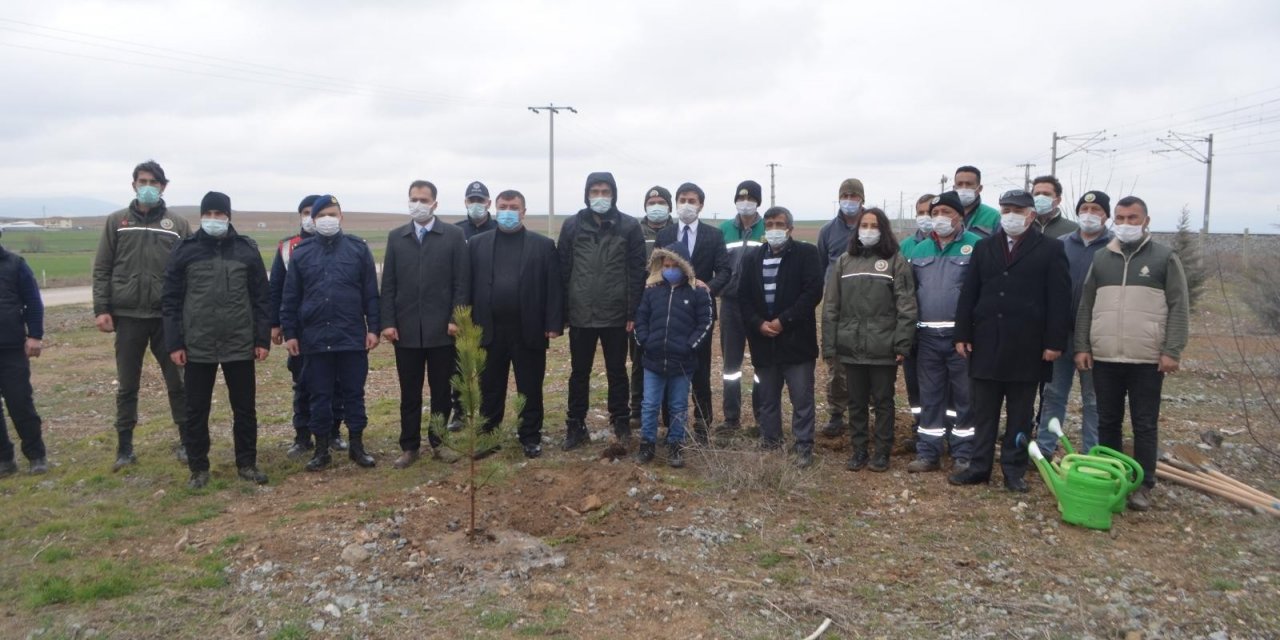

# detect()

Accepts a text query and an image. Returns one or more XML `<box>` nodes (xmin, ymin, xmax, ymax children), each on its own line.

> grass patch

<box><xmin>24</xmin><ymin>560</ymin><xmax>142</xmax><ymax>608</ymax></box>
<box><xmin>585</xmin><ymin>502</ymin><xmax>616</xmax><ymax>525</ymax></box>
<box><xmin>477</xmin><ymin>608</ymin><xmax>519</xmax><ymax>630</ymax></box>
<box><xmin>34</xmin><ymin>521</ymin><xmax>73</xmax><ymax>536</ymax></box>
<box><xmin>38</xmin><ymin>546</ymin><xmax>74</xmax><ymax>564</ymax></box>
<box><xmin>175</xmin><ymin>504</ymin><xmax>223</xmax><ymax>526</ymax></box>
<box><xmin>1211</xmin><ymin>578</ymin><xmax>1243</xmax><ymax>591</ymax></box>
<box><xmin>757</xmin><ymin>552</ymin><xmax>785</xmax><ymax>569</ymax></box>
<box><xmin>544</xmin><ymin>535</ymin><xmax>580</xmax><ymax>548</ymax></box>
<box><xmin>517</xmin><ymin>605</ymin><xmax>570</xmax><ymax>636</ymax></box>
<box><xmin>269</xmin><ymin>624</ymin><xmax>310</xmax><ymax>640</ymax></box>
<box><xmin>187</xmin><ymin>551</ymin><xmax>230</xmax><ymax>590</ymax></box>
<box><xmin>292</xmin><ymin>501</ymin><xmax>325</xmax><ymax>512</ymax></box>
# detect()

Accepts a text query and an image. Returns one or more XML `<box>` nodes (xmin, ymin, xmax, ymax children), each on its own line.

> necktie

<box><xmin>418</xmin><ymin>226</ymin><xmax>427</xmax><ymax>244</ymax></box>
<box><xmin>682</xmin><ymin>225</ymin><xmax>691</xmax><ymax>255</ymax></box>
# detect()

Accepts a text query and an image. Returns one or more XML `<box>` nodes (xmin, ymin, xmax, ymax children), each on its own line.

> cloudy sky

<box><xmin>1</xmin><ymin>0</ymin><xmax>1278</xmax><ymax>231</ymax></box>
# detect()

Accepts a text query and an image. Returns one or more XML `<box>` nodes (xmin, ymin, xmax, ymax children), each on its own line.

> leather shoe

<box><xmin>237</xmin><ymin>466</ymin><xmax>268</xmax><ymax>484</ymax></box>
<box><xmin>1003</xmin><ymin>476</ymin><xmax>1029</xmax><ymax>493</ymax></box>
<box><xmin>521</xmin><ymin>443</ymin><xmax>542</xmax><ymax>459</ymax></box>
<box><xmin>846</xmin><ymin>450</ymin><xmax>869</xmax><ymax>471</ymax></box>
<box><xmin>393</xmin><ymin>450</ymin><xmax>420</xmax><ymax>469</ymax></box>
<box><xmin>948</xmin><ymin>468</ymin><xmax>990</xmax><ymax>486</ymax></box>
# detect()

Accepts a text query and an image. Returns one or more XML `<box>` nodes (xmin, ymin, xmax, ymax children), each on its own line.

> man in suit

<box><xmin>654</xmin><ymin>182</ymin><xmax>730</xmax><ymax>443</ymax></box>
<box><xmin>951</xmin><ymin>189</ymin><xmax>1070</xmax><ymax>492</ymax></box>
<box><xmin>380</xmin><ymin>180</ymin><xmax>471</xmax><ymax>468</ymax></box>
<box><xmin>469</xmin><ymin>189</ymin><xmax>563</xmax><ymax>459</ymax></box>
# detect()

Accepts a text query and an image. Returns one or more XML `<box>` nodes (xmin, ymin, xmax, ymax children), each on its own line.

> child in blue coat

<box><xmin>633</xmin><ymin>249</ymin><xmax>712</xmax><ymax>467</ymax></box>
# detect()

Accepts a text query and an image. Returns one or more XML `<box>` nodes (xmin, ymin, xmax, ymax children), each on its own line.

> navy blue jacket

<box><xmin>634</xmin><ymin>252</ymin><xmax>713</xmax><ymax>377</ymax></box>
<box><xmin>268</xmin><ymin>229</ymin><xmax>314</xmax><ymax>328</ymax></box>
<box><xmin>1060</xmin><ymin>229</ymin><xmax>1113</xmax><ymax>328</ymax></box>
<box><xmin>280</xmin><ymin>232</ymin><xmax>380</xmax><ymax>355</ymax></box>
<box><xmin>0</xmin><ymin>246</ymin><xmax>43</xmax><ymax>348</ymax></box>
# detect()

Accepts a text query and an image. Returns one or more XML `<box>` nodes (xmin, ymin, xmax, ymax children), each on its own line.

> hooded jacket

<box><xmin>822</xmin><ymin>249</ymin><xmax>917</xmax><ymax>366</ymax></box>
<box><xmin>634</xmin><ymin>249</ymin><xmax>713</xmax><ymax>377</ymax></box>
<box><xmin>557</xmin><ymin>172</ymin><xmax>646</xmax><ymax>328</ymax></box>
<box><xmin>162</xmin><ymin>225</ymin><xmax>271</xmax><ymax>363</ymax></box>
<box><xmin>92</xmin><ymin>199</ymin><xmax>192</xmax><ymax>318</ymax></box>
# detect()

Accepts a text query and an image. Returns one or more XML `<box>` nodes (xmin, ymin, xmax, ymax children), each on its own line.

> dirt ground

<box><xmin>1</xmin><ymin>280</ymin><xmax>1278</xmax><ymax>639</ymax></box>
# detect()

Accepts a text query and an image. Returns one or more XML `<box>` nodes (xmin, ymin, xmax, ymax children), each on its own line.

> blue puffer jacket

<box><xmin>280</xmin><ymin>231</ymin><xmax>380</xmax><ymax>355</ymax></box>
<box><xmin>634</xmin><ymin>249</ymin><xmax>713</xmax><ymax>377</ymax></box>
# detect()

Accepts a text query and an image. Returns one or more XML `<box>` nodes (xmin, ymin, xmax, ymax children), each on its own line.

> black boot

<box><xmin>613</xmin><ymin>419</ymin><xmax>632</xmax><ymax>443</ymax></box>
<box><xmin>113</xmin><ymin>430</ymin><xmax>137</xmax><ymax>472</ymax></box>
<box><xmin>287</xmin><ymin>430</ymin><xmax>313</xmax><ymax>459</ymax></box>
<box><xmin>667</xmin><ymin>442</ymin><xmax>685</xmax><ymax>468</ymax></box>
<box><xmin>306</xmin><ymin>436</ymin><xmax>332</xmax><ymax>472</ymax></box>
<box><xmin>348</xmin><ymin>433</ymin><xmax>375</xmax><ymax>468</ymax></box>
<box><xmin>561</xmin><ymin>420</ymin><xmax>589</xmax><ymax>451</ymax></box>
<box><xmin>634</xmin><ymin>441</ymin><xmax>656</xmax><ymax>464</ymax></box>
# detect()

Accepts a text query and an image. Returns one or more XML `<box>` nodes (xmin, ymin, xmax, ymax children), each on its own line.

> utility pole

<box><xmin>766</xmin><ymin>163</ymin><xmax>780</xmax><ymax>207</ymax></box>
<box><xmin>898</xmin><ymin>191</ymin><xmax>904</xmax><ymax>220</ymax></box>
<box><xmin>1016</xmin><ymin>163</ymin><xmax>1036</xmax><ymax>190</ymax></box>
<box><xmin>939</xmin><ymin>175</ymin><xmax>947</xmax><ymax>194</ymax></box>
<box><xmin>1154</xmin><ymin>131</ymin><xmax>1214</xmax><ymax>237</ymax></box>
<box><xmin>1050</xmin><ymin>130</ymin><xmax>1112</xmax><ymax>177</ymax></box>
<box><xmin>528</xmin><ymin>103</ymin><xmax>577</xmax><ymax>234</ymax></box>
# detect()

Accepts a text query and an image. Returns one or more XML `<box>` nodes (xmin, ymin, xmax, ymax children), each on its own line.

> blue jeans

<box><xmin>1036</xmin><ymin>338</ymin><xmax>1098</xmax><ymax>455</ymax></box>
<box><xmin>642</xmin><ymin>369</ymin><xmax>690</xmax><ymax>445</ymax></box>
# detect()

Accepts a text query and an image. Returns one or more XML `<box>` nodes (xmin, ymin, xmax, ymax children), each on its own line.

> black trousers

<box><xmin>113</xmin><ymin>316</ymin><xmax>186</xmax><ymax>434</ymax></box>
<box><xmin>1093</xmin><ymin>361</ymin><xmax>1164</xmax><ymax>489</ymax></box>
<box><xmin>968</xmin><ymin>378</ymin><xmax>1039</xmax><ymax>480</ymax></box>
<box><xmin>287</xmin><ymin>354</ymin><xmax>344</xmax><ymax>444</ymax></box>
<box><xmin>845</xmin><ymin>363</ymin><xmax>897</xmax><ymax>456</ymax></box>
<box><xmin>480</xmin><ymin>319</ymin><xmax>547</xmax><ymax>447</ymax></box>
<box><xmin>567</xmin><ymin>326</ymin><xmax>630</xmax><ymax>426</ymax></box>
<box><xmin>395</xmin><ymin>345</ymin><xmax>456</xmax><ymax>451</ymax></box>
<box><xmin>690</xmin><ymin>334</ymin><xmax>714</xmax><ymax>428</ymax></box>
<box><xmin>0</xmin><ymin>348</ymin><xmax>43</xmax><ymax>462</ymax></box>
<box><xmin>182</xmin><ymin>360</ymin><xmax>257</xmax><ymax>472</ymax></box>
<box><xmin>719</xmin><ymin>297</ymin><xmax>760</xmax><ymax>425</ymax></box>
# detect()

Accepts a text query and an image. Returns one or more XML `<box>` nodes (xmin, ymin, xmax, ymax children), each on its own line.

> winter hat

<box><xmin>998</xmin><ymin>189</ymin><xmax>1035</xmax><ymax>209</ymax></box>
<box><xmin>675</xmin><ymin>182</ymin><xmax>705</xmax><ymax>205</ymax></box>
<box><xmin>310</xmin><ymin>195</ymin><xmax>340</xmax><ymax>218</ymax></box>
<box><xmin>929</xmin><ymin>191</ymin><xmax>964</xmax><ymax>216</ymax></box>
<box><xmin>201</xmin><ymin>191</ymin><xmax>232</xmax><ymax>217</ymax></box>
<box><xmin>643</xmin><ymin>185</ymin><xmax>673</xmax><ymax>210</ymax></box>
<box><xmin>297</xmin><ymin>194</ymin><xmax>320</xmax><ymax>214</ymax></box>
<box><xmin>733</xmin><ymin>180</ymin><xmax>762</xmax><ymax>205</ymax></box>
<box><xmin>838</xmin><ymin>178</ymin><xmax>865</xmax><ymax>200</ymax></box>
<box><xmin>1076</xmin><ymin>190</ymin><xmax>1112</xmax><ymax>216</ymax></box>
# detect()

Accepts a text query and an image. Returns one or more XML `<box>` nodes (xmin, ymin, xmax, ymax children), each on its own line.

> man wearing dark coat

<box><xmin>951</xmin><ymin>189</ymin><xmax>1070</xmax><ymax>492</ymax></box>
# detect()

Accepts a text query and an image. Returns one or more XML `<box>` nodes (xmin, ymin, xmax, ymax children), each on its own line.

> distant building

<box><xmin>0</xmin><ymin>221</ymin><xmax>44</xmax><ymax>231</ymax></box>
<box><xmin>43</xmin><ymin>217</ymin><xmax>73</xmax><ymax>229</ymax></box>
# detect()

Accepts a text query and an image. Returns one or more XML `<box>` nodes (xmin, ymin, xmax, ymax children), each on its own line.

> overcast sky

<box><xmin>1</xmin><ymin>0</ymin><xmax>1278</xmax><ymax>231</ymax></box>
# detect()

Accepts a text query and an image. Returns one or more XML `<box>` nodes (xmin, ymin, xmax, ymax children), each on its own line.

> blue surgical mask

<box><xmin>839</xmin><ymin>199</ymin><xmax>862</xmax><ymax>216</ymax></box>
<box><xmin>662</xmin><ymin>267</ymin><xmax>683</xmax><ymax>284</ymax></box>
<box><xmin>589</xmin><ymin>197</ymin><xmax>611</xmax><ymax>214</ymax></box>
<box><xmin>645</xmin><ymin>205</ymin><xmax>670</xmax><ymax>223</ymax></box>
<box><xmin>136</xmin><ymin>185</ymin><xmax>162</xmax><ymax>207</ymax></box>
<box><xmin>764</xmin><ymin>229</ymin><xmax>788</xmax><ymax>249</ymax></box>
<box><xmin>496</xmin><ymin>210</ymin><xmax>521</xmax><ymax>231</ymax></box>
<box><xmin>201</xmin><ymin>218</ymin><xmax>229</xmax><ymax>237</ymax></box>
<box><xmin>466</xmin><ymin>202</ymin><xmax>488</xmax><ymax>221</ymax></box>
<box><xmin>1033</xmin><ymin>194</ymin><xmax>1055</xmax><ymax>215</ymax></box>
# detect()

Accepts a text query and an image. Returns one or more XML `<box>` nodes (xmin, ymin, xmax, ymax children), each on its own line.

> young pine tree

<box><xmin>1171</xmin><ymin>205</ymin><xmax>1206</xmax><ymax>310</ymax></box>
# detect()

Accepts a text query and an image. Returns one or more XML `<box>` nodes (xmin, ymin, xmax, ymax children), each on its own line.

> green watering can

<box><xmin>1029</xmin><ymin>419</ymin><xmax>1144</xmax><ymax>531</ymax></box>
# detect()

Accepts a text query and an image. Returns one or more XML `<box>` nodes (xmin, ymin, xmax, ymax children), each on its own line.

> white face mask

<box><xmin>931</xmin><ymin>216</ymin><xmax>955</xmax><ymax>237</ymax></box>
<box><xmin>915</xmin><ymin>215</ymin><xmax>933</xmax><ymax>233</ymax></box>
<box><xmin>956</xmin><ymin>188</ymin><xmax>977</xmax><ymax>207</ymax></box>
<box><xmin>466</xmin><ymin>202</ymin><xmax>488</xmax><ymax>221</ymax></box>
<box><xmin>1033</xmin><ymin>194</ymin><xmax>1055</xmax><ymax>216</ymax></box>
<box><xmin>1113</xmin><ymin>223</ymin><xmax>1145</xmax><ymax>244</ymax></box>
<box><xmin>645</xmin><ymin>204</ymin><xmax>670</xmax><ymax>223</ymax></box>
<box><xmin>736</xmin><ymin>201</ymin><xmax>758</xmax><ymax>217</ymax></box>
<box><xmin>315</xmin><ymin>216</ymin><xmax>341</xmax><ymax>236</ymax></box>
<box><xmin>1079</xmin><ymin>213</ymin><xmax>1105</xmax><ymax>234</ymax></box>
<box><xmin>589</xmin><ymin>197</ymin><xmax>612</xmax><ymax>214</ymax></box>
<box><xmin>409</xmin><ymin>201</ymin><xmax>434</xmax><ymax>224</ymax></box>
<box><xmin>676</xmin><ymin>203</ymin><xmax>699</xmax><ymax>224</ymax></box>
<box><xmin>1001</xmin><ymin>212</ymin><xmax>1029</xmax><ymax>237</ymax></box>
<box><xmin>301</xmin><ymin>216</ymin><xmax>316</xmax><ymax>234</ymax></box>
<box><xmin>764</xmin><ymin>228</ymin><xmax>788</xmax><ymax>249</ymax></box>
<box><xmin>858</xmin><ymin>230</ymin><xmax>881</xmax><ymax>247</ymax></box>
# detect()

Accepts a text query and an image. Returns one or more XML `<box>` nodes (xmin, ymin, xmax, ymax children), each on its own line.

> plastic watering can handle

<box><xmin>1086</xmin><ymin>445</ymin><xmax>1145</xmax><ymax>488</ymax></box>
<box><xmin>1027</xmin><ymin>441</ymin><xmax>1061</xmax><ymax>499</ymax></box>
<box><xmin>1048</xmin><ymin>418</ymin><xmax>1074</xmax><ymax>455</ymax></box>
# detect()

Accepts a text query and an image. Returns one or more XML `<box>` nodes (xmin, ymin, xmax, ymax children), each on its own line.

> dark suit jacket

<box><xmin>655</xmin><ymin>221</ymin><xmax>731</xmax><ymax>317</ymax></box>
<box><xmin>954</xmin><ymin>226</ymin><xmax>1070</xmax><ymax>383</ymax></box>
<box><xmin>468</xmin><ymin>228</ymin><xmax>563</xmax><ymax>349</ymax></box>
<box><xmin>737</xmin><ymin>240</ymin><xmax>825</xmax><ymax>367</ymax></box>
<box><xmin>380</xmin><ymin>221</ymin><xmax>470</xmax><ymax>349</ymax></box>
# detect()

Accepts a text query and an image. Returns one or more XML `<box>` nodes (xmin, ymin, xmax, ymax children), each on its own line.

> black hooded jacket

<box><xmin>556</xmin><ymin>172</ymin><xmax>646</xmax><ymax>328</ymax></box>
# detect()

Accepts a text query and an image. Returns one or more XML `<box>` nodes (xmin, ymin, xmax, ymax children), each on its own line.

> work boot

<box><xmin>692</xmin><ymin>421</ymin><xmax>710</xmax><ymax>447</ymax></box>
<box><xmin>948</xmin><ymin>467</ymin><xmax>989</xmax><ymax>486</ymax></box>
<box><xmin>1004</xmin><ymin>475</ymin><xmax>1029</xmax><ymax>493</ymax></box>
<box><xmin>869</xmin><ymin>452</ymin><xmax>890</xmax><ymax>473</ymax></box>
<box><xmin>187</xmin><ymin>470</ymin><xmax>210</xmax><ymax>489</ymax></box>
<box><xmin>113</xmin><ymin>431</ymin><xmax>137</xmax><ymax>472</ymax></box>
<box><xmin>29</xmin><ymin>458</ymin><xmax>49</xmax><ymax>475</ymax></box>
<box><xmin>613</xmin><ymin>419</ymin><xmax>632</xmax><ymax>443</ymax></box>
<box><xmin>634</xmin><ymin>441</ymin><xmax>656</xmax><ymax>464</ymax></box>
<box><xmin>432</xmin><ymin>445</ymin><xmax>462</xmax><ymax>464</ymax></box>
<box><xmin>393</xmin><ymin>449</ymin><xmax>420</xmax><ymax>469</ymax></box>
<box><xmin>330</xmin><ymin>434</ymin><xmax>349</xmax><ymax>452</ymax></box>
<box><xmin>628</xmin><ymin>415</ymin><xmax>641</xmax><ymax>432</ymax></box>
<box><xmin>0</xmin><ymin>459</ymin><xmax>16</xmax><ymax>478</ymax></box>
<box><xmin>174</xmin><ymin>443</ymin><xmax>189</xmax><ymax>465</ymax></box>
<box><xmin>906</xmin><ymin>457</ymin><xmax>940</xmax><ymax>473</ymax></box>
<box><xmin>237</xmin><ymin>465</ymin><xmax>268</xmax><ymax>484</ymax></box>
<box><xmin>1127</xmin><ymin>486</ymin><xmax>1152</xmax><ymax>512</ymax></box>
<box><xmin>561</xmin><ymin>421</ymin><xmax>589</xmax><ymax>451</ymax></box>
<box><xmin>820</xmin><ymin>415</ymin><xmax>846</xmax><ymax>438</ymax></box>
<box><xmin>952</xmin><ymin>458</ymin><xmax>971</xmax><ymax>475</ymax></box>
<box><xmin>348</xmin><ymin>433</ymin><xmax>376</xmax><ymax>468</ymax></box>
<box><xmin>305</xmin><ymin>436</ymin><xmax>332</xmax><ymax>472</ymax></box>
<box><xmin>794</xmin><ymin>443</ymin><xmax>814</xmax><ymax>469</ymax></box>
<box><xmin>667</xmin><ymin>442</ymin><xmax>685</xmax><ymax>468</ymax></box>
<box><xmin>446</xmin><ymin>417</ymin><xmax>464</xmax><ymax>433</ymax></box>
<box><xmin>713</xmin><ymin>420</ymin><xmax>739</xmax><ymax>436</ymax></box>
<box><xmin>846</xmin><ymin>450</ymin><xmax>869</xmax><ymax>471</ymax></box>
<box><xmin>521</xmin><ymin>443</ymin><xmax>543</xmax><ymax>459</ymax></box>
<box><xmin>901</xmin><ymin>435</ymin><xmax>918</xmax><ymax>454</ymax></box>
<box><xmin>286</xmin><ymin>441</ymin><xmax>312</xmax><ymax>460</ymax></box>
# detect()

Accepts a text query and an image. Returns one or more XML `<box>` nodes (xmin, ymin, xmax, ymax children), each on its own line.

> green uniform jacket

<box><xmin>822</xmin><ymin>251</ymin><xmax>917</xmax><ymax>366</ymax></box>
<box><xmin>161</xmin><ymin>227</ymin><xmax>271</xmax><ymax>363</ymax></box>
<box><xmin>93</xmin><ymin>200</ymin><xmax>191</xmax><ymax>318</ymax></box>
<box><xmin>964</xmin><ymin>201</ymin><xmax>1001</xmax><ymax>238</ymax></box>
<box><xmin>1075</xmin><ymin>234</ymin><xmax>1190</xmax><ymax>363</ymax></box>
